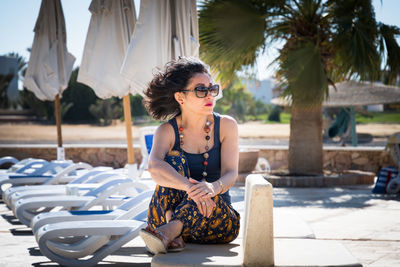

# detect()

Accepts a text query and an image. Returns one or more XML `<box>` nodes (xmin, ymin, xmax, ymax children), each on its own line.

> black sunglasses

<box><xmin>181</xmin><ymin>84</ymin><xmax>220</xmax><ymax>98</ymax></box>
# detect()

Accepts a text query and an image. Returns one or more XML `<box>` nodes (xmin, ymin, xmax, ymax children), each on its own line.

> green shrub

<box><xmin>268</xmin><ymin>105</ymin><xmax>282</xmax><ymax>122</ymax></box>
<box><xmin>89</xmin><ymin>97</ymin><xmax>122</xmax><ymax>126</ymax></box>
<box><xmin>62</xmin><ymin>68</ymin><xmax>99</xmax><ymax>122</ymax></box>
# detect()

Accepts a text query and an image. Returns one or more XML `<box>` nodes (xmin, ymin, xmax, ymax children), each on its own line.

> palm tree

<box><xmin>199</xmin><ymin>0</ymin><xmax>400</xmax><ymax>175</ymax></box>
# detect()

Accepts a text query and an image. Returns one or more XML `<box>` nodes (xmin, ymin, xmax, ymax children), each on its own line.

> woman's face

<box><xmin>181</xmin><ymin>73</ymin><xmax>217</xmax><ymax>115</ymax></box>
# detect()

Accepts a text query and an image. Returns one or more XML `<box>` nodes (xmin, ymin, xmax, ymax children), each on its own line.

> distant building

<box><xmin>0</xmin><ymin>56</ymin><xmax>19</xmax><ymax>105</ymax></box>
<box><xmin>244</xmin><ymin>78</ymin><xmax>278</xmax><ymax>104</ymax></box>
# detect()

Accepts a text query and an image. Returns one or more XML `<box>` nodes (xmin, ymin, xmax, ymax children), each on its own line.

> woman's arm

<box><xmin>214</xmin><ymin>116</ymin><xmax>239</xmax><ymax>193</ymax></box>
<box><xmin>147</xmin><ymin>123</ymin><xmax>192</xmax><ymax>191</ymax></box>
<box><xmin>213</xmin><ymin>115</ymin><xmax>239</xmax><ymax>193</ymax></box>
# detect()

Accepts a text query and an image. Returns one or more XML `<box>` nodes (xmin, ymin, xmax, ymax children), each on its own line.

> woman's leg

<box><xmin>147</xmin><ymin>185</ymin><xmax>185</xmax><ymax>230</ymax></box>
<box><xmin>171</xmin><ymin>195</ymin><xmax>240</xmax><ymax>244</ymax></box>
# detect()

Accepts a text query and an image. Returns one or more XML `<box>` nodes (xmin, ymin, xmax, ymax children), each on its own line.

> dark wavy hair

<box><xmin>144</xmin><ymin>57</ymin><xmax>210</xmax><ymax>120</ymax></box>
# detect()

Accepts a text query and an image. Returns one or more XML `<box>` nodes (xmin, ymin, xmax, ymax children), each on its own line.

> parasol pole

<box><xmin>55</xmin><ymin>93</ymin><xmax>65</xmax><ymax>160</ymax></box>
<box><xmin>122</xmin><ymin>5</ymin><xmax>137</xmax><ymax>179</ymax></box>
<box><xmin>123</xmin><ymin>94</ymin><xmax>137</xmax><ymax>179</ymax></box>
<box><xmin>123</xmin><ymin>94</ymin><xmax>135</xmax><ymax>164</ymax></box>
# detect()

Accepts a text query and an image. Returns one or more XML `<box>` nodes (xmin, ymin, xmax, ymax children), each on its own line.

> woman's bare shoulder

<box><xmin>152</xmin><ymin>121</ymin><xmax>176</xmax><ymax>152</ymax></box>
<box><xmin>218</xmin><ymin>114</ymin><xmax>238</xmax><ymax>142</ymax></box>
<box><xmin>155</xmin><ymin>121</ymin><xmax>175</xmax><ymax>136</ymax></box>
<box><xmin>219</xmin><ymin>114</ymin><xmax>238</xmax><ymax>129</ymax></box>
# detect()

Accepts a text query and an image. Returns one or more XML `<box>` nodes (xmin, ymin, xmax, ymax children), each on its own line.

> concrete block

<box><xmin>243</xmin><ymin>174</ymin><xmax>274</xmax><ymax>267</ymax></box>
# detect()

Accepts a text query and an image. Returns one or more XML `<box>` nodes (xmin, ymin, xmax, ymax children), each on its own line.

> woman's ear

<box><xmin>174</xmin><ymin>92</ymin><xmax>185</xmax><ymax>105</ymax></box>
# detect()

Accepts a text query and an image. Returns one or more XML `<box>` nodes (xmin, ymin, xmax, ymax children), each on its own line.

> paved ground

<box><xmin>0</xmin><ymin>183</ymin><xmax>399</xmax><ymax>266</ymax></box>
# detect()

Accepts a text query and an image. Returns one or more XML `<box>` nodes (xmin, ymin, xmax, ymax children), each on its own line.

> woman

<box><xmin>139</xmin><ymin>57</ymin><xmax>240</xmax><ymax>254</ymax></box>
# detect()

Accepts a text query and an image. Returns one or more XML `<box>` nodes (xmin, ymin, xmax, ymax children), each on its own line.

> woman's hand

<box><xmin>187</xmin><ymin>178</ymin><xmax>218</xmax><ymax>200</ymax></box>
<box><xmin>187</xmin><ymin>178</ymin><xmax>217</xmax><ymax>217</ymax></box>
<box><xmin>195</xmin><ymin>197</ymin><xmax>216</xmax><ymax>218</ymax></box>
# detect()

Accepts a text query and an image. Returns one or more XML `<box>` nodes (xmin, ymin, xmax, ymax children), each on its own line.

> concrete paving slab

<box><xmin>152</xmin><ymin>238</ymin><xmax>361</xmax><ymax>267</ymax></box>
<box><xmin>274</xmin><ymin>239</ymin><xmax>361</xmax><ymax>267</ymax></box>
<box><xmin>341</xmin><ymin>240</ymin><xmax>400</xmax><ymax>267</ymax></box>
<box><xmin>233</xmin><ymin>201</ymin><xmax>315</xmax><ymax>239</ymax></box>
<box><xmin>0</xmin><ymin>184</ymin><xmax>399</xmax><ymax>266</ymax></box>
<box><xmin>152</xmin><ymin>239</ymin><xmax>243</xmax><ymax>267</ymax></box>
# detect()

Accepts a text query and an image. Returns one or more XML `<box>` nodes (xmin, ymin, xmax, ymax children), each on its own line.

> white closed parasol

<box><xmin>120</xmin><ymin>0</ymin><xmax>199</xmax><ymax>95</ymax></box>
<box><xmin>78</xmin><ymin>0</ymin><xmax>199</xmax><ymax>177</ymax></box>
<box><xmin>77</xmin><ymin>0</ymin><xmax>137</xmax><ymax>176</ymax></box>
<box><xmin>24</xmin><ymin>0</ymin><xmax>76</xmax><ymax>160</ymax></box>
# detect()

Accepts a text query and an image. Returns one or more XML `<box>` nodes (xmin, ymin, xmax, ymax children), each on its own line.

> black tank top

<box><xmin>168</xmin><ymin>112</ymin><xmax>231</xmax><ymax>204</ymax></box>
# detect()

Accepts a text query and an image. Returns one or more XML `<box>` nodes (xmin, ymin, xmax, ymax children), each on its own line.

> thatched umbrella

<box><xmin>271</xmin><ymin>81</ymin><xmax>400</xmax><ymax>146</ymax></box>
<box><xmin>272</xmin><ymin>81</ymin><xmax>400</xmax><ymax>107</ymax></box>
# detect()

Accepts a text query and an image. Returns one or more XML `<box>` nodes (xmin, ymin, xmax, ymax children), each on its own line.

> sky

<box><xmin>0</xmin><ymin>0</ymin><xmax>399</xmax><ymax>81</ymax></box>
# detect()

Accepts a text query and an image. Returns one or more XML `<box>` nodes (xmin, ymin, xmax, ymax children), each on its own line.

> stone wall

<box><xmin>0</xmin><ymin>145</ymin><xmax>394</xmax><ymax>174</ymax></box>
<box><xmin>258</xmin><ymin>146</ymin><xmax>394</xmax><ymax>174</ymax></box>
<box><xmin>0</xmin><ymin>145</ymin><xmax>142</xmax><ymax>169</ymax></box>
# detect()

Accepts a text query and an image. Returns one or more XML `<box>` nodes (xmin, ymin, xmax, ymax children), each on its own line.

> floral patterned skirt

<box><xmin>146</xmin><ymin>151</ymin><xmax>240</xmax><ymax>244</ymax></box>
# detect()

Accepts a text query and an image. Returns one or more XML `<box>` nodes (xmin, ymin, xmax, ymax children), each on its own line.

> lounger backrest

<box><xmin>79</xmin><ymin>179</ymin><xmax>134</xmax><ymax>210</ymax></box>
<box><xmin>117</xmin><ymin>189</ymin><xmax>153</xmax><ymax>211</ymax></box>
<box><xmin>25</xmin><ymin>161</ymin><xmax>72</xmax><ymax>176</ymax></box>
<box><xmin>68</xmin><ymin>167</ymin><xmax>113</xmax><ymax>184</ymax></box>
<box><xmin>12</xmin><ymin>159</ymin><xmax>48</xmax><ymax>174</ymax></box>
<box><xmin>84</xmin><ymin>176</ymin><xmax>129</xmax><ymax>197</ymax></box>
<box><xmin>0</xmin><ymin>156</ymin><xmax>18</xmax><ymax>168</ymax></box>
<box><xmin>83</xmin><ymin>170</ymin><xmax>122</xmax><ymax>184</ymax></box>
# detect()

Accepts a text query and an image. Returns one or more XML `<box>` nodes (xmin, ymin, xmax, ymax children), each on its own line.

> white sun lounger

<box><xmin>31</xmin><ymin>189</ymin><xmax>152</xmax><ymax>233</ymax></box>
<box><xmin>36</xmin><ymin>219</ymin><xmax>145</xmax><ymax>267</ymax></box>
<box><xmin>4</xmin><ymin>166</ymin><xmax>114</xmax><ymax>208</ymax></box>
<box><xmin>0</xmin><ymin>160</ymin><xmax>92</xmax><ymax>197</ymax></box>
<box><xmin>13</xmin><ymin>177</ymin><xmax>142</xmax><ymax>227</ymax></box>
<box><xmin>0</xmin><ymin>156</ymin><xmax>19</xmax><ymax>168</ymax></box>
<box><xmin>0</xmin><ymin>157</ymin><xmax>46</xmax><ymax>174</ymax></box>
<box><xmin>33</xmin><ymin>188</ymin><xmax>153</xmax><ymax>265</ymax></box>
<box><xmin>0</xmin><ymin>158</ymin><xmax>49</xmax><ymax>176</ymax></box>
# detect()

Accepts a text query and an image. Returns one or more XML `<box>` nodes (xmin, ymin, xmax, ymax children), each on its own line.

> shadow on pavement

<box><xmin>273</xmin><ymin>186</ymin><xmax>400</xmax><ymax>209</ymax></box>
<box><xmin>28</xmin><ymin>247</ymin><xmax>42</xmax><ymax>256</ymax></box>
<box><xmin>32</xmin><ymin>261</ymin><xmax>60</xmax><ymax>266</ymax></box>
<box><xmin>10</xmin><ymin>228</ymin><xmax>33</xmax><ymax>236</ymax></box>
<box><xmin>1</xmin><ymin>214</ymin><xmax>23</xmax><ymax>225</ymax></box>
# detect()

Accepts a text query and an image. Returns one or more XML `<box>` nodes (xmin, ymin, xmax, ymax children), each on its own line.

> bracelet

<box><xmin>217</xmin><ymin>180</ymin><xmax>223</xmax><ymax>194</ymax></box>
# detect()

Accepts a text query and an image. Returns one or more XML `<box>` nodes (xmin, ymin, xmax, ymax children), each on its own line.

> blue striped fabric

<box><xmin>372</xmin><ymin>166</ymin><xmax>399</xmax><ymax>194</ymax></box>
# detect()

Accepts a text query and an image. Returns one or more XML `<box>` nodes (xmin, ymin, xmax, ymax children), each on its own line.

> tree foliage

<box><xmin>199</xmin><ymin>0</ymin><xmax>400</xmax><ymax>106</ymax></box>
<box><xmin>215</xmin><ymin>79</ymin><xmax>271</xmax><ymax>122</ymax></box>
<box><xmin>62</xmin><ymin>68</ymin><xmax>99</xmax><ymax>122</ymax></box>
<box><xmin>199</xmin><ymin>0</ymin><xmax>400</xmax><ymax>174</ymax></box>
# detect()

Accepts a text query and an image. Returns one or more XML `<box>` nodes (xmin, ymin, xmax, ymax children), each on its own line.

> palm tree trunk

<box><xmin>288</xmin><ymin>102</ymin><xmax>323</xmax><ymax>175</ymax></box>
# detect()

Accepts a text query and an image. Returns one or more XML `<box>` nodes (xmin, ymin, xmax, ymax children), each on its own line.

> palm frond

<box><xmin>199</xmin><ymin>0</ymin><xmax>270</xmax><ymax>82</ymax></box>
<box><xmin>279</xmin><ymin>41</ymin><xmax>328</xmax><ymax>107</ymax></box>
<box><xmin>378</xmin><ymin>23</ymin><xmax>400</xmax><ymax>84</ymax></box>
<box><xmin>329</xmin><ymin>0</ymin><xmax>380</xmax><ymax>80</ymax></box>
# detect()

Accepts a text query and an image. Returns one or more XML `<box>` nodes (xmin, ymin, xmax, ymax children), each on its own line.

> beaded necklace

<box><xmin>178</xmin><ymin>118</ymin><xmax>212</xmax><ymax>179</ymax></box>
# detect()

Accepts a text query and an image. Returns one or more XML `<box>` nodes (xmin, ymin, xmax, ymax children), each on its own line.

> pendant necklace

<box><xmin>178</xmin><ymin>117</ymin><xmax>211</xmax><ymax>179</ymax></box>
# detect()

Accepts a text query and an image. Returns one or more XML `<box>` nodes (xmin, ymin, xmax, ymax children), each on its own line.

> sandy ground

<box><xmin>0</xmin><ymin>121</ymin><xmax>399</xmax><ymax>144</ymax></box>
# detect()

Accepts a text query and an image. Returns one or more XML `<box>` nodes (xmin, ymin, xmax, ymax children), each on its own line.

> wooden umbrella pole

<box><xmin>55</xmin><ymin>94</ymin><xmax>62</xmax><ymax>147</ymax></box>
<box><xmin>123</xmin><ymin>94</ymin><xmax>135</xmax><ymax>164</ymax></box>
